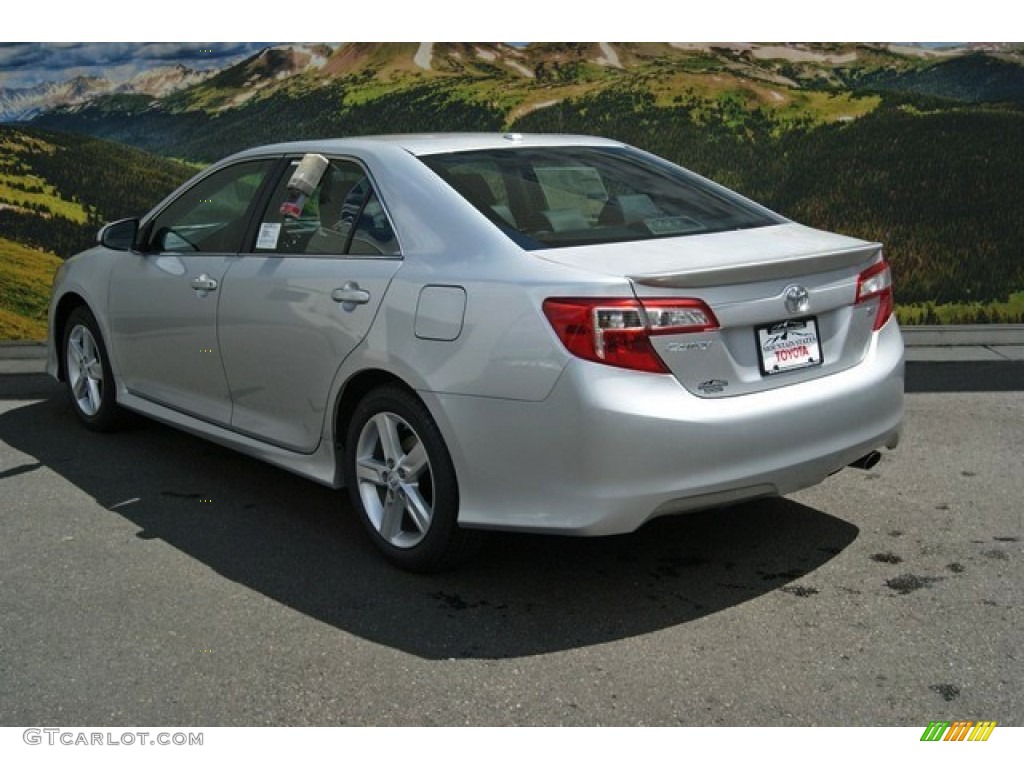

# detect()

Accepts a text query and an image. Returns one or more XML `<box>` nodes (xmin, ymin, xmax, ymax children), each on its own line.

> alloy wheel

<box><xmin>354</xmin><ymin>411</ymin><xmax>435</xmax><ymax>549</ymax></box>
<box><xmin>67</xmin><ymin>324</ymin><xmax>105</xmax><ymax>417</ymax></box>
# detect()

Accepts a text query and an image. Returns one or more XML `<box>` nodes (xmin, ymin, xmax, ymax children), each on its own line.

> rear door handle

<box><xmin>332</xmin><ymin>282</ymin><xmax>371</xmax><ymax>306</ymax></box>
<box><xmin>190</xmin><ymin>274</ymin><xmax>218</xmax><ymax>292</ymax></box>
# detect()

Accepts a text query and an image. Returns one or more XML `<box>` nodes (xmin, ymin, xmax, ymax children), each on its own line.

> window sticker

<box><xmin>256</xmin><ymin>222</ymin><xmax>282</xmax><ymax>250</ymax></box>
<box><xmin>535</xmin><ymin>166</ymin><xmax>608</xmax><ymax>216</ymax></box>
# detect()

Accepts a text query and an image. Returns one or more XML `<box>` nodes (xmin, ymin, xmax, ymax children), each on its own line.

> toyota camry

<box><xmin>47</xmin><ymin>133</ymin><xmax>904</xmax><ymax>571</ymax></box>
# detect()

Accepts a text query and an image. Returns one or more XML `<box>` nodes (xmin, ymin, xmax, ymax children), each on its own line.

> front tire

<box><xmin>62</xmin><ymin>305</ymin><xmax>120</xmax><ymax>431</ymax></box>
<box><xmin>345</xmin><ymin>385</ymin><xmax>482</xmax><ymax>572</ymax></box>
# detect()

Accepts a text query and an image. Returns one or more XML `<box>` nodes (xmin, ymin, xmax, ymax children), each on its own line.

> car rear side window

<box><xmin>420</xmin><ymin>146</ymin><xmax>783</xmax><ymax>249</ymax></box>
<box><xmin>145</xmin><ymin>160</ymin><xmax>276</xmax><ymax>253</ymax></box>
<box><xmin>254</xmin><ymin>158</ymin><xmax>400</xmax><ymax>257</ymax></box>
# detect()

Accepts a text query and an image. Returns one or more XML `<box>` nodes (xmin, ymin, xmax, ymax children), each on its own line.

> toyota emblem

<box><xmin>784</xmin><ymin>285</ymin><xmax>810</xmax><ymax>314</ymax></box>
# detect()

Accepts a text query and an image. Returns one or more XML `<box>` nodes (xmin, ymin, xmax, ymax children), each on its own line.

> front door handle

<box><xmin>332</xmin><ymin>282</ymin><xmax>371</xmax><ymax>307</ymax></box>
<box><xmin>190</xmin><ymin>274</ymin><xmax>218</xmax><ymax>292</ymax></box>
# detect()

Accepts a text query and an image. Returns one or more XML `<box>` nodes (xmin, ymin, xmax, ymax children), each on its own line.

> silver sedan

<box><xmin>47</xmin><ymin>133</ymin><xmax>904</xmax><ymax>571</ymax></box>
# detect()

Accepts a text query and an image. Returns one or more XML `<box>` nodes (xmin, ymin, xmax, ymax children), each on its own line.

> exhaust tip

<box><xmin>848</xmin><ymin>450</ymin><xmax>882</xmax><ymax>471</ymax></box>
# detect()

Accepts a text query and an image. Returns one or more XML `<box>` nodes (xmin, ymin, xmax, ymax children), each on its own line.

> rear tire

<box><xmin>62</xmin><ymin>306</ymin><xmax>121</xmax><ymax>432</ymax></box>
<box><xmin>345</xmin><ymin>385</ymin><xmax>482</xmax><ymax>572</ymax></box>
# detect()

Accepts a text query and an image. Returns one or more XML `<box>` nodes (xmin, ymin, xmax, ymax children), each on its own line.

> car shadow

<box><xmin>0</xmin><ymin>382</ymin><xmax>858</xmax><ymax>660</ymax></box>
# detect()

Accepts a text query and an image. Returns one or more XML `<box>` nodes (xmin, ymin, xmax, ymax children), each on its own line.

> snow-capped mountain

<box><xmin>116</xmin><ymin>64</ymin><xmax>212</xmax><ymax>98</ymax></box>
<box><xmin>0</xmin><ymin>76</ymin><xmax>111</xmax><ymax>121</ymax></box>
<box><xmin>0</xmin><ymin>65</ymin><xmax>212</xmax><ymax>122</ymax></box>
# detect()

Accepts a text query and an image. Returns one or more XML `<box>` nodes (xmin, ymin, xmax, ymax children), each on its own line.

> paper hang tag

<box><xmin>256</xmin><ymin>222</ymin><xmax>281</xmax><ymax>249</ymax></box>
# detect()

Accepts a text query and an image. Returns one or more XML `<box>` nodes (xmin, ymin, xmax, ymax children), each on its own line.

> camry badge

<box><xmin>698</xmin><ymin>379</ymin><xmax>728</xmax><ymax>393</ymax></box>
<box><xmin>784</xmin><ymin>284</ymin><xmax>810</xmax><ymax>314</ymax></box>
<box><xmin>667</xmin><ymin>340</ymin><xmax>713</xmax><ymax>352</ymax></box>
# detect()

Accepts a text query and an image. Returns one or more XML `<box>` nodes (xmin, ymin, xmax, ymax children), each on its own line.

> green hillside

<box><xmin>853</xmin><ymin>53</ymin><xmax>1024</xmax><ymax>104</ymax></box>
<box><xmin>756</xmin><ymin>105</ymin><xmax>1024</xmax><ymax>307</ymax></box>
<box><xmin>0</xmin><ymin>125</ymin><xmax>194</xmax><ymax>258</ymax></box>
<box><xmin>0</xmin><ymin>236</ymin><xmax>62</xmax><ymax>340</ymax></box>
<box><xmin>6</xmin><ymin>43</ymin><xmax>1024</xmax><ymax>336</ymax></box>
<box><xmin>34</xmin><ymin>79</ymin><xmax>511</xmax><ymax>162</ymax></box>
<box><xmin>0</xmin><ymin>126</ymin><xmax>195</xmax><ymax>338</ymax></box>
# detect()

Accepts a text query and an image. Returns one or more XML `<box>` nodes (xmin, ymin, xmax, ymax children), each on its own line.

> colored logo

<box><xmin>920</xmin><ymin>721</ymin><xmax>997</xmax><ymax>742</ymax></box>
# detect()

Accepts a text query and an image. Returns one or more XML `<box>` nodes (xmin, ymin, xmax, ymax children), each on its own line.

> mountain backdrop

<box><xmin>2</xmin><ymin>42</ymin><xmax>1023</xmax><ymax>339</ymax></box>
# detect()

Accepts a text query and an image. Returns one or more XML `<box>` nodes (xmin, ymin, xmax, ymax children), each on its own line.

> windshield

<box><xmin>420</xmin><ymin>145</ymin><xmax>784</xmax><ymax>249</ymax></box>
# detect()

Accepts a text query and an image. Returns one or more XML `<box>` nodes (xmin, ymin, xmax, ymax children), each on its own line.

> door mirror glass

<box><xmin>98</xmin><ymin>218</ymin><xmax>139</xmax><ymax>251</ymax></box>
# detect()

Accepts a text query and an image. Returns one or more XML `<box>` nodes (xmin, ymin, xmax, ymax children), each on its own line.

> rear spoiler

<box><xmin>629</xmin><ymin>244</ymin><xmax>882</xmax><ymax>289</ymax></box>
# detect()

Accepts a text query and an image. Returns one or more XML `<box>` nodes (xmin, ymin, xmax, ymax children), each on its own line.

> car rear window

<box><xmin>420</xmin><ymin>146</ymin><xmax>783</xmax><ymax>249</ymax></box>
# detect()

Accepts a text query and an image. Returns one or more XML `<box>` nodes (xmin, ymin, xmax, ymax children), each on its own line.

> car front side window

<box><xmin>145</xmin><ymin>160</ymin><xmax>276</xmax><ymax>254</ymax></box>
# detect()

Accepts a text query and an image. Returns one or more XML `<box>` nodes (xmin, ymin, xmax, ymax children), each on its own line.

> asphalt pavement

<box><xmin>0</xmin><ymin>331</ymin><xmax>1021</xmax><ymax>726</ymax></box>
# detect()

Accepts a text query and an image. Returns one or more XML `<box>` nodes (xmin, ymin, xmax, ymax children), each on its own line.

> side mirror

<box><xmin>98</xmin><ymin>218</ymin><xmax>139</xmax><ymax>251</ymax></box>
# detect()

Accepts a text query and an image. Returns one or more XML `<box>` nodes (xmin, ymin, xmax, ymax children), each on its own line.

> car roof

<box><xmin>230</xmin><ymin>133</ymin><xmax>626</xmax><ymax>160</ymax></box>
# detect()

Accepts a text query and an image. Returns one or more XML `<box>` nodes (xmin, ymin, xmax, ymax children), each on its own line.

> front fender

<box><xmin>47</xmin><ymin>248</ymin><xmax>120</xmax><ymax>383</ymax></box>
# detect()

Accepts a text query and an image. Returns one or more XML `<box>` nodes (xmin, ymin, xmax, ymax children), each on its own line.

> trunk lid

<box><xmin>534</xmin><ymin>223</ymin><xmax>885</xmax><ymax>397</ymax></box>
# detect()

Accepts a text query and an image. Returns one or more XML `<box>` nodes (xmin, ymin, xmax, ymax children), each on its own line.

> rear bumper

<box><xmin>424</xmin><ymin>320</ymin><xmax>904</xmax><ymax>535</ymax></box>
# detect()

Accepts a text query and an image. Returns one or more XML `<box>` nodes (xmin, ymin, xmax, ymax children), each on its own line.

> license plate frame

<box><xmin>756</xmin><ymin>317</ymin><xmax>824</xmax><ymax>376</ymax></box>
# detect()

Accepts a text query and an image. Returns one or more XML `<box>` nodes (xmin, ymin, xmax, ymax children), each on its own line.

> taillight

<box><xmin>856</xmin><ymin>260</ymin><xmax>894</xmax><ymax>331</ymax></box>
<box><xmin>542</xmin><ymin>297</ymin><xmax>718</xmax><ymax>373</ymax></box>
